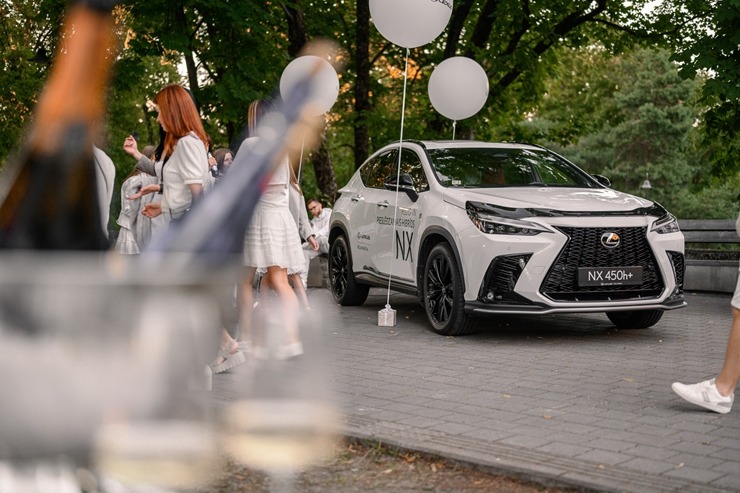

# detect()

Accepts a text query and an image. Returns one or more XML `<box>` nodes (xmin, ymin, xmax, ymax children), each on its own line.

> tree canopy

<box><xmin>0</xmin><ymin>0</ymin><xmax>737</xmax><ymax>223</ymax></box>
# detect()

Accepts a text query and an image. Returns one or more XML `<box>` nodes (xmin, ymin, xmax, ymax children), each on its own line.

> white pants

<box><xmin>301</xmin><ymin>236</ymin><xmax>329</xmax><ymax>286</ymax></box>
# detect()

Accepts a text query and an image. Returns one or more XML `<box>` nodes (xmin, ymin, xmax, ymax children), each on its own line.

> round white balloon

<box><xmin>280</xmin><ymin>56</ymin><xmax>339</xmax><ymax>116</ymax></box>
<box><xmin>428</xmin><ymin>56</ymin><xmax>489</xmax><ymax>121</ymax></box>
<box><xmin>369</xmin><ymin>0</ymin><xmax>453</xmax><ymax>49</ymax></box>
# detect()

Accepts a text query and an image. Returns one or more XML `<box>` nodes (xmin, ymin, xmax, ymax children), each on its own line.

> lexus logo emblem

<box><xmin>601</xmin><ymin>232</ymin><xmax>620</xmax><ymax>248</ymax></box>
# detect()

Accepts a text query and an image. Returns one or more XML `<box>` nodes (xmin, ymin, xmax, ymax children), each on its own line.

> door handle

<box><xmin>377</xmin><ymin>200</ymin><xmax>389</xmax><ymax>208</ymax></box>
<box><xmin>350</xmin><ymin>194</ymin><xmax>363</xmax><ymax>203</ymax></box>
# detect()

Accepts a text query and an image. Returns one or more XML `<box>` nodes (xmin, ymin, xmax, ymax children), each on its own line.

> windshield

<box><xmin>427</xmin><ymin>147</ymin><xmax>600</xmax><ymax>188</ymax></box>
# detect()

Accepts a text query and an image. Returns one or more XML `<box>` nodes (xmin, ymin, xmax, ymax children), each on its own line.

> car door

<box><xmin>345</xmin><ymin>149</ymin><xmax>397</xmax><ymax>274</ymax></box>
<box><xmin>373</xmin><ymin>146</ymin><xmax>428</xmax><ymax>284</ymax></box>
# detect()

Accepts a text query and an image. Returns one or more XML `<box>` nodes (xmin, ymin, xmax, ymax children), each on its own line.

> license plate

<box><xmin>578</xmin><ymin>266</ymin><xmax>643</xmax><ymax>287</ymax></box>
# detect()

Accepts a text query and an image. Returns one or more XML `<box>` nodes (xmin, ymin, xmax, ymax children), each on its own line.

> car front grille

<box><xmin>541</xmin><ymin>226</ymin><xmax>664</xmax><ymax>301</ymax></box>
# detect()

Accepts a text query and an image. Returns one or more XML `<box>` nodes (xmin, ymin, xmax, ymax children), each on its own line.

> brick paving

<box><xmin>212</xmin><ymin>288</ymin><xmax>740</xmax><ymax>493</ymax></box>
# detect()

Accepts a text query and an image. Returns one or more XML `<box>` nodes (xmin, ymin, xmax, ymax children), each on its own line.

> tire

<box><xmin>422</xmin><ymin>243</ymin><xmax>474</xmax><ymax>336</ymax></box>
<box><xmin>606</xmin><ymin>309</ymin><xmax>664</xmax><ymax>329</ymax></box>
<box><xmin>328</xmin><ymin>234</ymin><xmax>369</xmax><ymax>306</ymax></box>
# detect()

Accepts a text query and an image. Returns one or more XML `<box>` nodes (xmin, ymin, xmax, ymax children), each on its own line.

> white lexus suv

<box><xmin>328</xmin><ymin>140</ymin><xmax>686</xmax><ymax>335</ymax></box>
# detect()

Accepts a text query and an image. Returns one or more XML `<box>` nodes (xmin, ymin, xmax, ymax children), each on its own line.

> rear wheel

<box><xmin>606</xmin><ymin>309</ymin><xmax>664</xmax><ymax>329</ymax></box>
<box><xmin>329</xmin><ymin>234</ymin><xmax>369</xmax><ymax>306</ymax></box>
<box><xmin>422</xmin><ymin>243</ymin><xmax>474</xmax><ymax>336</ymax></box>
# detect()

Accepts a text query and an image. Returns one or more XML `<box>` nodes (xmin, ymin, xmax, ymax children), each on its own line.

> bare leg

<box><xmin>239</xmin><ymin>266</ymin><xmax>257</xmax><ymax>343</ymax></box>
<box><xmin>265</xmin><ymin>266</ymin><xmax>301</xmax><ymax>345</ymax></box>
<box><xmin>220</xmin><ymin>329</ymin><xmax>238</xmax><ymax>352</ymax></box>
<box><xmin>289</xmin><ymin>273</ymin><xmax>310</xmax><ymax>309</ymax></box>
<box><xmin>715</xmin><ymin>306</ymin><xmax>740</xmax><ymax>397</ymax></box>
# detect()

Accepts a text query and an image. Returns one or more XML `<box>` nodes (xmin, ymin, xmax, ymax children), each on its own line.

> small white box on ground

<box><xmin>378</xmin><ymin>304</ymin><xmax>397</xmax><ymax>327</ymax></box>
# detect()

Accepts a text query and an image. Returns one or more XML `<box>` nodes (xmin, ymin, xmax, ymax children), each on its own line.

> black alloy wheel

<box><xmin>329</xmin><ymin>234</ymin><xmax>369</xmax><ymax>306</ymax></box>
<box><xmin>422</xmin><ymin>243</ymin><xmax>474</xmax><ymax>335</ymax></box>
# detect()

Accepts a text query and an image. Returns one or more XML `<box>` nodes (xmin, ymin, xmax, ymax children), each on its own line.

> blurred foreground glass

<box><xmin>0</xmin><ymin>252</ymin><xmax>225</xmax><ymax>491</ymax></box>
<box><xmin>216</xmin><ymin>296</ymin><xmax>340</xmax><ymax>493</ymax></box>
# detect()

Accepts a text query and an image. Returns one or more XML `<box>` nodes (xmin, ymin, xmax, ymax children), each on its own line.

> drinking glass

<box><xmin>0</xmin><ymin>252</ymin><xmax>224</xmax><ymax>491</ymax></box>
<box><xmin>216</xmin><ymin>295</ymin><xmax>340</xmax><ymax>493</ymax></box>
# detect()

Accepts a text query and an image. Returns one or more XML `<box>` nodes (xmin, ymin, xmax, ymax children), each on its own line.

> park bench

<box><xmin>679</xmin><ymin>219</ymin><xmax>739</xmax><ymax>293</ymax></box>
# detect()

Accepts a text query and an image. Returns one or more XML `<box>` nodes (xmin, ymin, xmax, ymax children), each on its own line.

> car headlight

<box><xmin>651</xmin><ymin>213</ymin><xmax>680</xmax><ymax>234</ymax></box>
<box><xmin>466</xmin><ymin>203</ymin><xmax>550</xmax><ymax>236</ymax></box>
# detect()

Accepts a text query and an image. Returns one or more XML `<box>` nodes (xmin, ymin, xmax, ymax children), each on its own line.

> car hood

<box><xmin>443</xmin><ymin>187</ymin><xmax>652</xmax><ymax>213</ymax></box>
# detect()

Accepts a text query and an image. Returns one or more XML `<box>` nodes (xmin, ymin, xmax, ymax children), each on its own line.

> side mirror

<box><xmin>592</xmin><ymin>174</ymin><xmax>611</xmax><ymax>188</ymax></box>
<box><xmin>384</xmin><ymin>173</ymin><xmax>419</xmax><ymax>202</ymax></box>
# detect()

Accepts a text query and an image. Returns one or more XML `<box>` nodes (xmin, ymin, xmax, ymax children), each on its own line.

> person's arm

<box><xmin>134</xmin><ymin>155</ymin><xmax>156</xmax><ymax>176</ymax></box>
<box><xmin>127</xmin><ymin>183</ymin><xmax>160</xmax><ymax>200</ymax></box>
<box><xmin>297</xmin><ymin>193</ymin><xmax>315</xmax><ymax>241</ymax></box>
<box><xmin>142</xmin><ymin>202</ymin><xmax>162</xmax><ymax>218</ymax></box>
<box><xmin>188</xmin><ymin>183</ymin><xmax>204</xmax><ymax>202</ymax></box>
<box><xmin>307</xmin><ymin>235</ymin><xmax>319</xmax><ymax>251</ymax></box>
<box><xmin>175</xmin><ymin>136</ymin><xmax>208</xmax><ymax>204</ymax></box>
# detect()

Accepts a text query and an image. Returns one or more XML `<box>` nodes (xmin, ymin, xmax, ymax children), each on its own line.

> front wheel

<box><xmin>328</xmin><ymin>234</ymin><xmax>369</xmax><ymax>306</ymax></box>
<box><xmin>422</xmin><ymin>243</ymin><xmax>474</xmax><ymax>336</ymax></box>
<box><xmin>606</xmin><ymin>309</ymin><xmax>664</xmax><ymax>329</ymax></box>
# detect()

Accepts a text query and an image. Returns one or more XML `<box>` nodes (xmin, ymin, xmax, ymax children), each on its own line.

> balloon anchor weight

<box><xmin>378</xmin><ymin>304</ymin><xmax>397</xmax><ymax>327</ymax></box>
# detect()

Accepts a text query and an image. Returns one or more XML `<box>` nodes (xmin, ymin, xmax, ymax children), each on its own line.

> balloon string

<box><xmin>386</xmin><ymin>47</ymin><xmax>410</xmax><ymax>309</ymax></box>
<box><xmin>297</xmin><ymin>135</ymin><xmax>305</xmax><ymax>184</ymax></box>
<box><xmin>452</xmin><ymin>120</ymin><xmax>457</xmax><ymax>141</ymax></box>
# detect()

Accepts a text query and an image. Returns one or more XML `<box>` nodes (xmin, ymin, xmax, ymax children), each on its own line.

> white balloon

<box><xmin>428</xmin><ymin>56</ymin><xmax>489</xmax><ymax>121</ymax></box>
<box><xmin>369</xmin><ymin>0</ymin><xmax>453</xmax><ymax>49</ymax></box>
<box><xmin>280</xmin><ymin>56</ymin><xmax>339</xmax><ymax>116</ymax></box>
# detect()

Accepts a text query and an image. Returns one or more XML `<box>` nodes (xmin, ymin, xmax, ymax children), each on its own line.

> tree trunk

<box><xmin>173</xmin><ymin>3</ymin><xmax>201</xmax><ymax>111</ymax></box>
<box><xmin>354</xmin><ymin>0</ymin><xmax>371</xmax><ymax>171</ymax></box>
<box><xmin>312</xmin><ymin>128</ymin><xmax>338</xmax><ymax>201</ymax></box>
<box><xmin>282</xmin><ymin>1</ymin><xmax>307</xmax><ymax>57</ymax></box>
<box><xmin>282</xmin><ymin>0</ymin><xmax>338</xmax><ymax>199</ymax></box>
<box><xmin>444</xmin><ymin>0</ymin><xmax>475</xmax><ymax>59</ymax></box>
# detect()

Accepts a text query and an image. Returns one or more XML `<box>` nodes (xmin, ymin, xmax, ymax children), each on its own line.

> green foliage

<box><xmin>0</xmin><ymin>0</ymin><xmax>64</xmax><ymax>162</ymax></box>
<box><xmin>526</xmin><ymin>46</ymin><xmax>739</xmax><ymax>218</ymax></box>
<box><xmin>671</xmin><ymin>0</ymin><xmax>740</xmax><ymax>177</ymax></box>
<box><xmin>1</xmin><ymin>0</ymin><xmax>735</xmax><ymax>226</ymax></box>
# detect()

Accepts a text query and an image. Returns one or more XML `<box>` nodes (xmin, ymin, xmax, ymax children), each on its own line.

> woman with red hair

<box><xmin>135</xmin><ymin>84</ymin><xmax>211</xmax><ymax>223</ymax></box>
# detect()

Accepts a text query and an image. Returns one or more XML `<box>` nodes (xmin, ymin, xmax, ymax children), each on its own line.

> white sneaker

<box><xmin>671</xmin><ymin>378</ymin><xmax>734</xmax><ymax>414</ymax></box>
<box><xmin>274</xmin><ymin>342</ymin><xmax>304</xmax><ymax>360</ymax></box>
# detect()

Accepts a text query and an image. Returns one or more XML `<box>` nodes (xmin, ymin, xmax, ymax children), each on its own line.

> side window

<box><xmin>359</xmin><ymin>155</ymin><xmax>379</xmax><ymax>186</ymax></box>
<box><xmin>363</xmin><ymin>150</ymin><xmax>397</xmax><ymax>189</ymax></box>
<box><xmin>400</xmin><ymin>149</ymin><xmax>429</xmax><ymax>192</ymax></box>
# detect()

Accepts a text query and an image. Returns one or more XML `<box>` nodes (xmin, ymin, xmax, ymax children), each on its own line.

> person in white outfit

<box><xmin>93</xmin><ymin>145</ymin><xmax>116</xmax><ymax>241</ymax></box>
<box><xmin>301</xmin><ymin>198</ymin><xmax>331</xmax><ymax>287</ymax></box>
<box><xmin>671</xmin><ymin>209</ymin><xmax>740</xmax><ymax>414</ymax></box>
<box><xmin>115</xmin><ymin>145</ymin><xmax>158</xmax><ymax>254</ymax></box>
<box><xmin>240</xmin><ymin>98</ymin><xmax>305</xmax><ymax>359</ymax></box>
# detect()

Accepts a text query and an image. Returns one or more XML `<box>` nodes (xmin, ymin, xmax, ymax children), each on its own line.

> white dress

<box><xmin>115</xmin><ymin>172</ymin><xmax>159</xmax><ymax>254</ymax></box>
<box><xmin>242</xmin><ymin>139</ymin><xmax>305</xmax><ymax>273</ymax></box>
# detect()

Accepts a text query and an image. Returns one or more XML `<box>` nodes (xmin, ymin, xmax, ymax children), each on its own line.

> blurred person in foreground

<box><xmin>239</xmin><ymin>98</ymin><xmax>305</xmax><ymax>360</ymax></box>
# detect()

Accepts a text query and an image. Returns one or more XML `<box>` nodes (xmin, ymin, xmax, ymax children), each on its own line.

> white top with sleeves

<box><xmin>161</xmin><ymin>132</ymin><xmax>208</xmax><ymax>214</ymax></box>
<box><xmin>240</xmin><ymin>136</ymin><xmax>290</xmax><ymax>189</ymax></box>
<box><xmin>289</xmin><ymin>185</ymin><xmax>314</xmax><ymax>242</ymax></box>
<box><xmin>311</xmin><ymin>207</ymin><xmax>332</xmax><ymax>239</ymax></box>
<box><xmin>93</xmin><ymin>146</ymin><xmax>116</xmax><ymax>237</ymax></box>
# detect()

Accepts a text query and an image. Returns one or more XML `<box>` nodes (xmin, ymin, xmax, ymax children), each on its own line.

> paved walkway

<box><xmin>212</xmin><ymin>288</ymin><xmax>740</xmax><ymax>493</ymax></box>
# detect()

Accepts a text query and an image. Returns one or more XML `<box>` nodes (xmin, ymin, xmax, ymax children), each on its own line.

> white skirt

<box><xmin>115</xmin><ymin>227</ymin><xmax>139</xmax><ymax>255</ymax></box>
<box><xmin>243</xmin><ymin>191</ymin><xmax>306</xmax><ymax>272</ymax></box>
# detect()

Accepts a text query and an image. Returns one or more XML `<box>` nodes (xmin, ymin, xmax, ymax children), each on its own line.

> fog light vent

<box><xmin>478</xmin><ymin>254</ymin><xmax>533</xmax><ymax>305</ymax></box>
